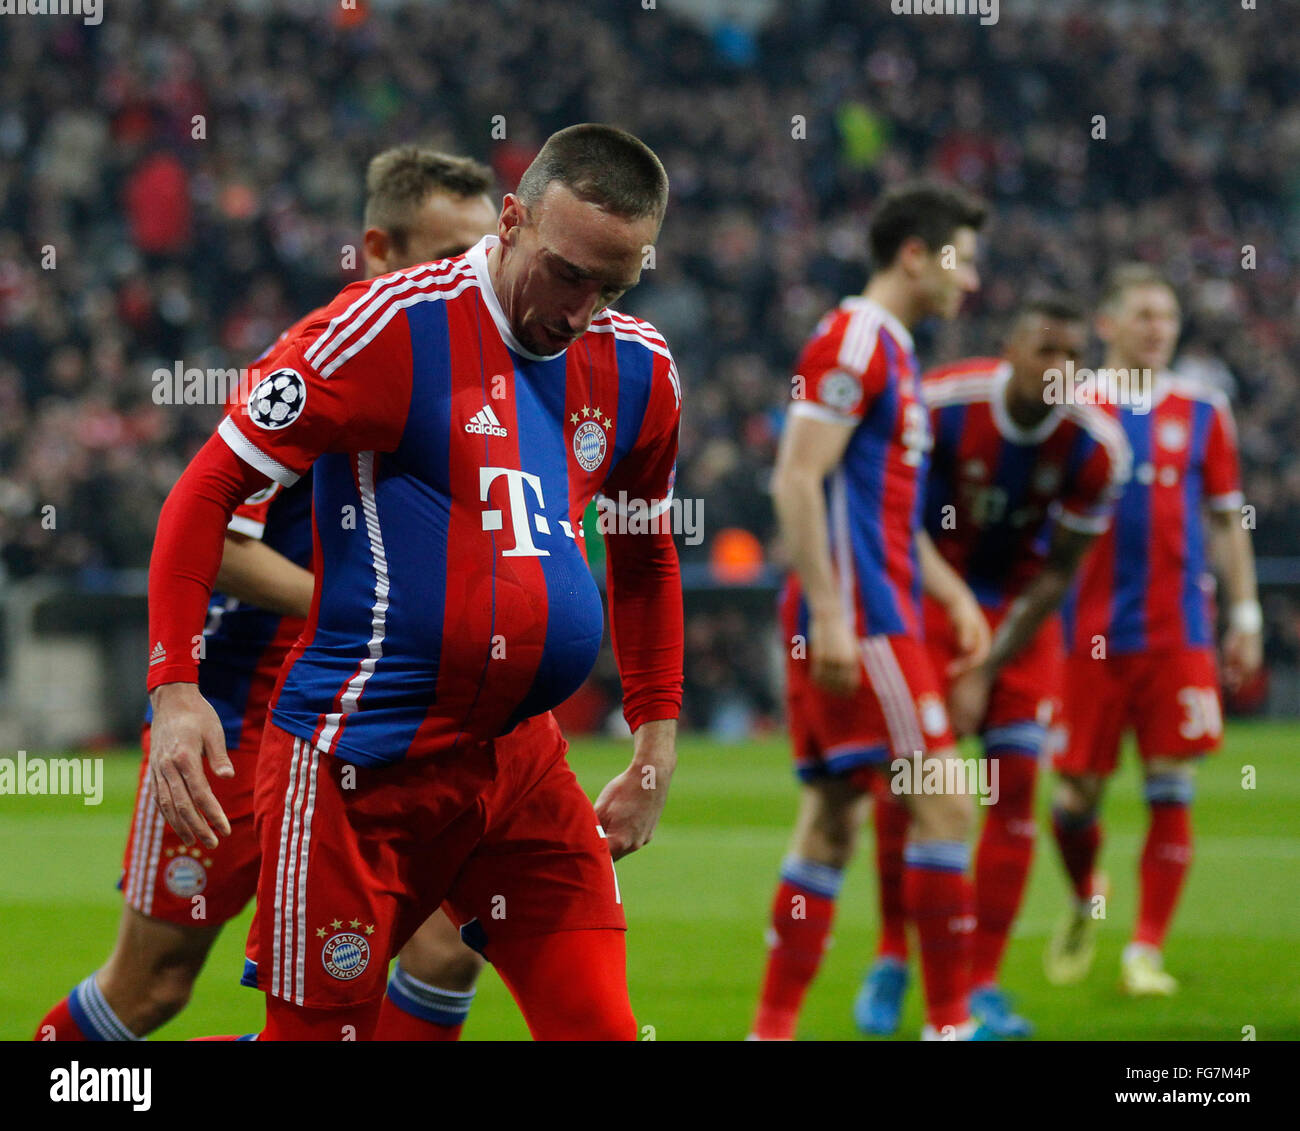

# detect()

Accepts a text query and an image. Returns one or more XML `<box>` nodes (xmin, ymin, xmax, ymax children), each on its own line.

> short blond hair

<box><xmin>1099</xmin><ymin>263</ymin><xmax>1177</xmax><ymax>313</ymax></box>
<box><xmin>364</xmin><ymin>147</ymin><xmax>494</xmax><ymax>252</ymax></box>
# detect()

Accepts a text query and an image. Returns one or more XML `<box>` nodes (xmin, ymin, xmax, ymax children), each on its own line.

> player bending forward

<box><xmin>855</xmin><ymin>295</ymin><xmax>1130</xmax><ymax>1037</ymax></box>
<box><xmin>145</xmin><ymin>124</ymin><xmax>683</xmax><ymax>1041</ymax></box>
<box><xmin>751</xmin><ymin>182</ymin><xmax>995</xmax><ymax>1041</ymax></box>
<box><xmin>36</xmin><ymin>148</ymin><xmax>531</xmax><ymax>1042</ymax></box>
<box><xmin>1046</xmin><ymin>264</ymin><xmax>1261</xmax><ymax>995</ymax></box>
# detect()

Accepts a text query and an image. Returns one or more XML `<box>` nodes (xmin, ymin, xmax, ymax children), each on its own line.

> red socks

<box><xmin>751</xmin><ymin>860</ymin><xmax>842</xmax><ymax>1040</ymax></box>
<box><xmin>903</xmin><ymin>842</ymin><xmax>974</xmax><ymax>1031</ymax></box>
<box><xmin>374</xmin><ymin>996</ymin><xmax>464</xmax><ymax>1041</ymax></box>
<box><xmin>971</xmin><ymin>753</ymin><xmax>1037</xmax><ymax>987</ymax></box>
<box><xmin>871</xmin><ymin>783</ymin><xmax>910</xmax><ymax>962</ymax></box>
<box><xmin>34</xmin><ymin>997</ymin><xmax>87</xmax><ymax>1042</ymax></box>
<box><xmin>1052</xmin><ymin>805</ymin><xmax>1101</xmax><ymax>905</ymax></box>
<box><xmin>1135</xmin><ymin>785</ymin><xmax>1193</xmax><ymax>948</ymax></box>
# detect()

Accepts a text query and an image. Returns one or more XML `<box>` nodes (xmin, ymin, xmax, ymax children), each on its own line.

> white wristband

<box><xmin>1229</xmin><ymin>601</ymin><xmax>1263</xmax><ymax>635</ymax></box>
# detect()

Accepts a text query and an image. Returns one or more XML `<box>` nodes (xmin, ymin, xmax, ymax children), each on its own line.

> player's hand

<box><xmin>1221</xmin><ymin>627</ymin><xmax>1263</xmax><ymax>693</ymax></box>
<box><xmin>148</xmin><ymin>682</ymin><xmax>234</xmax><ymax>849</ymax></box>
<box><xmin>947</xmin><ymin>663</ymin><xmax>993</xmax><ymax>739</ymax></box>
<box><xmin>595</xmin><ymin>720</ymin><xmax>676</xmax><ymax>860</ymax></box>
<box><xmin>943</xmin><ymin>591</ymin><xmax>991</xmax><ymax>678</ymax></box>
<box><xmin>809</xmin><ymin>610</ymin><xmax>861</xmax><ymax>696</ymax></box>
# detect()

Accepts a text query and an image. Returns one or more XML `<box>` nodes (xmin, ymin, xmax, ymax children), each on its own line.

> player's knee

<box><xmin>399</xmin><ymin>949</ymin><xmax>484</xmax><ymax>994</ymax></box>
<box><xmin>911</xmin><ymin>789</ymin><xmax>974</xmax><ymax>842</ymax></box>
<box><xmin>1056</xmin><ymin>774</ymin><xmax>1101</xmax><ymax>817</ymax></box>
<box><xmin>798</xmin><ymin>785</ymin><xmax>860</xmax><ymax>866</ymax></box>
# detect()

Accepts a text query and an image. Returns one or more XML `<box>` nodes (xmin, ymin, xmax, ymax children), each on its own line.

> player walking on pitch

<box><xmin>1046</xmin><ymin>264</ymin><xmax>1261</xmax><ymax>995</ymax></box>
<box><xmin>751</xmin><ymin>182</ymin><xmax>994</xmax><ymax>1041</ymax></box>
<box><xmin>36</xmin><ymin>148</ymin><xmax>519</xmax><ymax>1042</ymax></box>
<box><xmin>144</xmin><ymin>124</ymin><xmax>684</xmax><ymax>1040</ymax></box>
<box><xmin>856</xmin><ymin>296</ymin><xmax>1131</xmax><ymax>1037</ymax></box>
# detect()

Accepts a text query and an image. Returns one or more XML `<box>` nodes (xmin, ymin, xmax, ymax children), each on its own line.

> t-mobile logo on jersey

<box><xmin>480</xmin><ymin>467</ymin><xmax>553</xmax><ymax>557</ymax></box>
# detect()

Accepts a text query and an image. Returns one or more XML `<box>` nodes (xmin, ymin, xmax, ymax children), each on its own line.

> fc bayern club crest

<box><xmin>164</xmin><ymin>854</ymin><xmax>207</xmax><ymax>897</ymax></box>
<box><xmin>321</xmin><ymin>931</ymin><xmax>371</xmax><ymax>980</ymax></box>
<box><xmin>572</xmin><ymin>405</ymin><xmax>611</xmax><ymax>472</ymax></box>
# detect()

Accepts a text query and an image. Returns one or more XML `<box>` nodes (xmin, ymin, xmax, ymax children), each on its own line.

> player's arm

<box><xmin>945</xmin><ymin>523</ymin><xmax>1097</xmax><ymax>738</ymax></box>
<box><xmin>1203</xmin><ymin>396</ymin><xmax>1261</xmax><ymax>691</ymax></box>
<box><xmin>149</xmin><ymin>294</ymin><xmax>411</xmax><ymax>848</ymax></box>
<box><xmin>147</xmin><ymin>435</ymin><xmax>277</xmax><ymax>849</ymax></box>
<box><xmin>992</xmin><ymin>524</ymin><xmax>1096</xmax><ymax>673</ymax></box>
<box><xmin>594</xmin><ymin>358</ymin><xmax>684</xmax><ymax>860</ymax></box>
<box><xmin>1208</xmin><ymin>508</ymin><xmax>1261</xmax><ymax>691</ymax></box>
<box><xmin>917</xmin><ymin>528</ymin><xmax>990</xmax><ymax>676</ymax></box>
<box><xmin>771</xmin><ymin>411</ymin><xmax>858</xmax><ymax>695</ymax></box>
<box><xmin>215</xmin><ymin>533</ymin><xmax>314</xmax><ymax>619</ymax></box>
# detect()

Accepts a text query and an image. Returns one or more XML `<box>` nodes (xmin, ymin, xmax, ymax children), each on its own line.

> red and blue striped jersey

<box><xmin>145</xmin><ymin>309</ymin><xmax>321</xmax><ymax>749</ymax></box>
<box><xmin>781</xmin><ymin>296</ymin><xmax>928</xmax><ymax>640</ymax></box>
<box><xmin>1064</xmin><ymin>374</ymin><xmax>1243</xmax><ymax>655</ymax></box>
<box><xmin>217</xmin><ymin>236</ymin><xmax>682</xmax><ymax>766</ymax></box>
<box><xmin>923</xmin><ymin>358</ymin><xmax>1131</xmax><ymax>606</ymax></box>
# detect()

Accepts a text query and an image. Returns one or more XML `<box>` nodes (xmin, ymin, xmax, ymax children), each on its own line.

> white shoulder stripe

<box><xmin>603</xmin><ymin>308</ymin><xmax>669</xmax><ymax>346</ymax></box>
<box><xmin>305</xmin><ymin>260</ymin><xmax>474</xmax><ymax>372</ymax></box>
<box><xmin>922</xmin><ymin>375</ymin><xmax>998</xmax><ymax>405</ymax></box>
<box><xmin>838</xmin><ymin>307</ymin><xmax>882</xmax><ymax>375</ymax></box>
<box><xmin>319</xmin><ymin>276</ymin><xmax>478</xmax><ymax>378</ymax></box>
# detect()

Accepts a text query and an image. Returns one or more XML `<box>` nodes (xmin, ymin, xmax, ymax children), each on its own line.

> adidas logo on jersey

<box><xmin>465</xmin><ymin>405</ymin><xmax>508</xmax><ymax>437</ymax></box>
<box><xmin>149</xmin><ymin>641</ymin><xmax>167</xmax><ymax>666</ymax></box>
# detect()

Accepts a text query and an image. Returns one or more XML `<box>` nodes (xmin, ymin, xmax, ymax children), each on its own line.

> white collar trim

<box><xmin>991</xmin><ymin>361</ymin><xmax>1062</xmax><ymax>443</ymax></box>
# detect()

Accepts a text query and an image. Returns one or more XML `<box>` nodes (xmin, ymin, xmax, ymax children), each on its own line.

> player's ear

<box><xmin>362</xmin><ymin>227</ymin><xmax>391</xmax><ymax>275</ymax></box>
<box><xmin>498</xmin><ymin>194</ymin><xmax>526</xmax><ymax>245</ymax></box>
<box><xmin>896</xmin><ymin>235</ymin><xmax>930</xmax><ymax>279</ymax></box>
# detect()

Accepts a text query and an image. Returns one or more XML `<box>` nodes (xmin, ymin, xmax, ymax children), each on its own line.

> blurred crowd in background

<box><xmin>2</xmin><ymin>0</ymin><xmax>1297</xmax><ymax>734</ymax></box>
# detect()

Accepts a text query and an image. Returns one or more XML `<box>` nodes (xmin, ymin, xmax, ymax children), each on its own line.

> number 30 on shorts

<box><xmin>1177</xmin><ymin>686</ymin><xmax>1223</xmax><ymax>741</ymax></box>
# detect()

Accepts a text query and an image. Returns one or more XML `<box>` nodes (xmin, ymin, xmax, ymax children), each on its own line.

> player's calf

<box><xmin>902</xmin><ymin>756</ymin><xmax>977</xmax><ymax>1036</ymax></box>
<box><xmin>751</xmin><ymin>781</ymin><xmax>862</xmax><ymax>1040</ymax></box>
<box><xmin>35</xmin><ymin>908</ymin><xmax>220</xmax><ymax>1040</ymax></box>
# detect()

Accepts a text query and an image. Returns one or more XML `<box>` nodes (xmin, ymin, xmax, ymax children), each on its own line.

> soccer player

<box><xmin>855</xmin><ymin>296</ymin><xmax>1131</xmax><ymax>1037</ymax></box>
<box><xmin>751</xmin><ymin>182</ymin><xmax>995</xmax><ymax>1041</ymax></box>
<box><xmin>35</xmin><ymin>147</ymin><xmax>508</xmax><ymax>1042</ymax></box>
<box><xmin>1045</xmin><ymin>264</ymin><xmax>1261</xmax><ymax>995</ymax></box>
<box><xmin>145</xmin><ymin>124</ymin><xmax>683</xmax><ymax>1041</ymax></box>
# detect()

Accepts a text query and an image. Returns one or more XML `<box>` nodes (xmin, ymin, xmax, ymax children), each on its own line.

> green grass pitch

<box><xmin>4</xmin><ymin>721</ymin><xmax>1298</xmax><ymax>1040</ymax></box>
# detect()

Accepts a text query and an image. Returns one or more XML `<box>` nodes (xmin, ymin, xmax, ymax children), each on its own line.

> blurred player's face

<box><xmin>492</xmin><ymin>182</ymin><xmax>659</xmax><ymax>355</ymax></box>
<box><xmin>916</xmin><ymin>225</ymin><xmax>980</xmax><ymax>320</ymax></box>
<box><xmin>1098</xmin><ymin>283</ymin><xmax>1180</xmax><ymax>372</ymax></box>
<box><xmin>364</xmin><ymin>191</ymin><xmax>497</xmax><ymax>278</ymax></box>
<box><xmin>1004</xmin><ymin>315</ymin><xmax>1087</xmax><ymax>404</ymax></box>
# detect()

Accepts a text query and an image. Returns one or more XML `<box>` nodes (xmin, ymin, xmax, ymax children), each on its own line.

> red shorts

<box><xmin>923</xmin><ymin>596</ymin><xmax>1064</xmax><ymax>756</ymax></box>
<box><xmin>787</xmin><ymin>633</ymin><xmax>955</xmax><ymax>791</ymax></box>
<box><xmin>119</xmin><ymin>724</ymin><xmax>261</xmax><ymax>927</ymax></box>
<box><xmin>243</xmin><ymin>713</ymin><xmax>625</xmax><ymax>1009</ymax></box>
<box><xmin>1054</xmin><ymin>648</ymin><xmax>1222</xmax><ymax>776</ymax></box>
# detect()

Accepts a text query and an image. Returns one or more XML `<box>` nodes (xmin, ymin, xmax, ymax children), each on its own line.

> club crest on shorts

<box><xmin>918</xmin><ymin>693</ymin><xmax>949</xmax><ymax>737</ymax></box>
<box><xmin>571</xmin><ymin>404</ymin><xmax>611</xmax><ymax>472</ymax></box>
<box><xmin>248</xmin><ymin>368</ymin><xmax>306</xmax><ymax>430</ymax></box>
<box><xmin>321</xmin><ymin>929</ymin><xmax>371</xmax><ymax>980</ymax></box>
<box><xmin>163</xmin><ymin>852</ymin><xmax>208</xmax><ymax>897</ymax></box>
